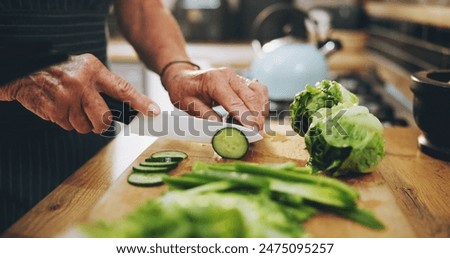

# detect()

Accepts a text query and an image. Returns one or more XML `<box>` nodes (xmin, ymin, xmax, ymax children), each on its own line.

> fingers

<box><xmin>211</xmin><ymin>84</ymin><xmax>257</xmax><ymax>127</ymax></box>
<box><xmin>176</xmin><ymin>96</ymin><xmax>222</xmax><ymax>122</ymax></box>
<box><xmin>68</xmin><ymin>104</ymin><xmax>93</xmax><ymax>134</ymax></box>
<box><xmin>248</xmin><ymin>81</ymin><xmax>270</xmax><ymax>117</ymax></box>
<box><xmin>201</xmin><ymin>70</ymin><xmax>255</xmax><ymax>128</ymax></box>
<box><xmin>228</xmin><ymin>75</ymin><xmax>268</xmax><ymax>130</ymax></box>
<box><xmin>42</xmin><ymin>102</ymin><xmax>75</xmax><ymax>131</ymax></box>
<box><xmin>79</xmin><ymin>91</ymin><xmax>111</xmax><ymax>134</ymax></box>
<box><xmin>205</xmin><ymin>69</ymin><xmax>268</xmax><ymax>130</ymax></box>
<box><xmin>97</xmin><ymin>68</ymin><xmax>160</xmax><ymax>116</ymax></box>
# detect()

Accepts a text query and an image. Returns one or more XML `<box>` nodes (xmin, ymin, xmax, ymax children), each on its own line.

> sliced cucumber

<box><xmin>127</xmin><ymin>172</ymin><xmax>166</xmax><ymax>186</ymax></box>
<box><xmin>148</xmin><ymin>151</ymin><xmax>188</xmax><ymax>162</ymax></box>
<box><xmin>212</xmin><ymin>127</ymin><xmax>249</xmax><ymax>159</ymax></box>
<box><xmin>128</xmin><ymin>151</ymin><xmax>189</xmax><ymax>187</ymax></box>
<box><xmin>139</xmin><ymin>161</ymin><xmax>179</xmax><ymax>169</ymax></box>
<box><xmin>132</xmin><ymin>165</ymin><xmax>171</xmax><ymax>173</ymax></box>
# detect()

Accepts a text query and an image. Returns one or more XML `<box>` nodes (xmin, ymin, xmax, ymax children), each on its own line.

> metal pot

<box><xmin>411</xmin><ymin>69</ymin><xmax>450</xmax><ymax>161</ymax></box>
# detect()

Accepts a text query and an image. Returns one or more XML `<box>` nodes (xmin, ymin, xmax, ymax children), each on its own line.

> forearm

<box><xmin>113</xmin><ymin>0</ymin><xmax>192</xmax><ymax>74</ymax></box>
<box><xmin>113</xmin><ymin>0</ymin><xmax>268</xmax><ymax>129</ymax></box>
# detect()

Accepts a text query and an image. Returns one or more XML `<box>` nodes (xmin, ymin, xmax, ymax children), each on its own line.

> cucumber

<box><xmin>128</xmin><ymin>151</ymin><xmax>189</xmax><ymax>187</ymax></box>
<box><xmin>139</xmin><ymin>161</ymin><xmax>179</xmax><ymax>169</ymax></box>
<box><xmin>148</xmin><ymin>151</ymin><xmax>188</xmax><ymax>162</ymax></box>
<box><xmin>127</xmin><ymin>172</ymin><xmax>166</xmax><ymax>186</ymax></box>
<box><xmin>212</xmin><ymin>127</ymin><xmax>249</xmax><ymax>159</ymax></box>
<box><xmin>132</xmin><ymin>165</ymin><xmax>171</xmax><ymax>173</ymax></box>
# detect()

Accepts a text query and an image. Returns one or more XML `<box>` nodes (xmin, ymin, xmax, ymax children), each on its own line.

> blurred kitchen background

<box><xmin>106</xmin><ymin>0</ymin><xmax>450</xmax><ymax>128</ymax></box>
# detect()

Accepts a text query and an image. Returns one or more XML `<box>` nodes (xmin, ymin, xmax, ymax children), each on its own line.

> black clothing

<box><xmin>0</xmin><ymin>0</ymin><xmax>113</xmax><ymax>232</ymax></box>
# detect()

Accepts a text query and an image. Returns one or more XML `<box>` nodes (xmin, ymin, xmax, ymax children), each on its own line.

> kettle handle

<box><xmin>318</xmin><ymin>39</ymin><xmax>342</xmax><ymax>57</ymax></box>
<box><xmin>250</xmin><ymin>3</ymin><xmax>308</xmax><ymax>50</ymax></box>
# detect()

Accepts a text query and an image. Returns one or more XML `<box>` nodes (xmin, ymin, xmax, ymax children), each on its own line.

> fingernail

<box><xmin>148</xmin><ymin>103</ymin><xmax>160</xmax><ymax>115</ymax></box>
<box><xmin>208</xmin><ymin>114</ymin><xmax>221</xmax><ymax>122</ymax></box>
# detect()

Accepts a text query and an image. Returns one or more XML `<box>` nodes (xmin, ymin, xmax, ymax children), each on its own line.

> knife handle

<box><xmin>225</xmin><ymin>114</ymin><xmax>243</xmax><ymax>126</ymax></box>
<box><xmin>101</xmin><ymin>93</ymin><xmax>138</xmax><ymax>125</ymax></box>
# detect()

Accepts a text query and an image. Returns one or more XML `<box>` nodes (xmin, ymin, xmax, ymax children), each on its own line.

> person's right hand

<box><xmin>0</xmin><ymin>54</ymin><xmax>160</xmax><ymax>134</ymax></box>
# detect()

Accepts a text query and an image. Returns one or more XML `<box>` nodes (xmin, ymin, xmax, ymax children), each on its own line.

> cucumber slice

<box><xmin>212</xmin><ymin>127</ymin><xmax>249</xmax><ymax>159</ymax></box>
<box><xmin>132</xmin><ymin>165</ymin><xmax>171</xmax><ymax>173</ymax></box>
<box><xmin>139</xmin><ymin>161</ymin><xmax>179</xmax><ymax>169</ymax></box>
<box><xmin>148</xmin><ymin>151</ymin><xmax>188</xmax><ymax>162</ymax></box>
<box><xmin>127</xmin><ymin>172</ymin><xmax>166</xmax><ymax>186</ymax></box>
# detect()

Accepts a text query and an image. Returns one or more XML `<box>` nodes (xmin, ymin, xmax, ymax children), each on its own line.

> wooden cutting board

<box><xmin>77</xmin><ymin>124</ymin><xmax>423</xmax><ymax>238</ymax></box>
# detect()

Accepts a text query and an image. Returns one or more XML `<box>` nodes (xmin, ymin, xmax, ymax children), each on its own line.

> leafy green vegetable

<box><xmin>290</xmin><ymin>80</ymin><xmax>358</xmax><ymax>136</ymax></box>
<box><xmin>82</xmin><ymin>192</ymin><xmax>307</xmax><ymax>238</ymax></box>
<box><xmin>289</xmin><ymin>80</ymin><xmax>385</xmax><ymax>176</ymax></box>
<box><xmin>305</xmin><ymin>105</ymin><xmax>385</xmax><ymax>176</ymax></box>
<box><xmin>82</xmin><ymin>161</ymin><xmax>385</xmax><ymax>238</ymax></box>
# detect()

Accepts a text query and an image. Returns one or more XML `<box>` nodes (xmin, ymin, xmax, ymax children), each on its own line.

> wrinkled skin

<box><xmin>0</xmin><ymin>54</ymin><xmax>269</xmax><ymax>134</ymax></box>
<box><xmin>0</xmin><ymin>54</ymin><xmax>159</xmax><ymax>134</ymax></box>
<box><xmin>163</xmin><ymin>66</ymin><xmax>269</xmax><ymax>130</ymax></box>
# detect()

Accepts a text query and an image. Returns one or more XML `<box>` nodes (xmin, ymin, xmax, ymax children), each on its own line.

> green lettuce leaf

<box><xmin>290</xmin><ymin>80</ymin><xmax>358</xmax><ymax>136</ymax></box>
<box><xmin>82</xmin><ymin>192</ymin><xmax>307</xmax><ymax>238</ymax></box>
<box><xmin>305</xmin><ymin>105</ymin><xmax>385</xmax><ymax>176</ymax></box>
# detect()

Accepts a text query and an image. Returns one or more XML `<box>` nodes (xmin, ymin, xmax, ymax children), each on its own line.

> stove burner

<box><xmin>335</xmin><ymin>72</ymin><xmax>408</xmax><ymax>127</ymax></box>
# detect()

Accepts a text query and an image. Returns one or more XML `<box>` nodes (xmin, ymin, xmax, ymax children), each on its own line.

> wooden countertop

<box><xmin>3</xmin><ymin>126</ymin><xmax>450</xmax><ymax>238</ymax></box>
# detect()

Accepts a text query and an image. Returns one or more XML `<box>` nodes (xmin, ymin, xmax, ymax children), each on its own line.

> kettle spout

<box><xmin>318</xmin><ymin>39</ymin><xmax>342</xmax><ymax>57</ymax></box>
<box><xmin>251</xmin><ymin>39</ymin><xmax>263</xmax><ymax>57</ymax></box>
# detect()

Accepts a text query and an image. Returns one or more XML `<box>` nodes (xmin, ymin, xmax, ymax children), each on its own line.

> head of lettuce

<box><xmin>305</xmin><ymin>104</ymin><xmax>385</xmax><ymax>176</ymax></box>
<box><xmin>290</xmin><ymin>80</ymin><xmax>359</xmax><ymax>136</ymax></box>
<box><xmin>290</xmin><ymin>80</ymin><xmax>385</xmax><ymax>177</ymax></box>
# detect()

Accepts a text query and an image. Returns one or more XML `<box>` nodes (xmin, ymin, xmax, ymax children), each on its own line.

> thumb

<box><xmin>97</xmin><ymin>69</ymin><xmax>160</xmax><ymax>116</ymax></box>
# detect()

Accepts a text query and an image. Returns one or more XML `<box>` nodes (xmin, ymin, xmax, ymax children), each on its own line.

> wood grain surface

<box><xmin>78</xmin><ymin>127</ymin><xmax>449</xmax><ymax>238</ymax></box>
<box><xmin>3</xmin><ymin>127</ymin><xmax>450</xmax><ymax>238</ymax></box>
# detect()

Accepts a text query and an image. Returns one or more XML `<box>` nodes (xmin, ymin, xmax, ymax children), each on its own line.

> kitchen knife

<box><xmin>128</xmin><ymin>111</ymin><xmax>263</xmax><ymax>143</ymax></box>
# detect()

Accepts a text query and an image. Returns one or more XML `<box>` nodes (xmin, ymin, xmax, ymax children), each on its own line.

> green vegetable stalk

<box><xmin>82</xmin><ymin>161</ymin><xmax>385</xmax><ymax>237</ymax></box>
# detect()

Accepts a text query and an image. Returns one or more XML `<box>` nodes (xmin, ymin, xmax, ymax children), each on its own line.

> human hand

<box><xmin>0</xmin><ymin>54</ymin><xmax>159</xmax><ymax>134</ymax></box>
<box><xmin>162</xmin><ymin>66</ymin><xmax>269</xmax><ymax>131</ymax></box>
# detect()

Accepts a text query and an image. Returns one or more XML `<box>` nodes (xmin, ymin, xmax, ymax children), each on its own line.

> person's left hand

<box><xmin>162</xmin><ymin>66</ymin><xmax>269</xmax><ymax>131</ymax></box>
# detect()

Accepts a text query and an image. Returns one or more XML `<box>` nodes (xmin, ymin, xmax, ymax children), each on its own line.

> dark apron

<box><xmin>0</xmin><ymin>0</ymin><xmax>113</xmax><ymax>232</ymax></box>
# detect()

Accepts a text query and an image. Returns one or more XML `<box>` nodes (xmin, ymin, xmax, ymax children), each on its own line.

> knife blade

<box><xmin>128</xmin><ymin>111</ymin><xmax>263</xmax><ymax>143</ymax></box>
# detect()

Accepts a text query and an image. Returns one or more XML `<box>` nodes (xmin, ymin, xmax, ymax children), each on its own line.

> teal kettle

<box><xmin>249</xmin><ymin>4</ymin><xmax>341</xmax><ymax>101</ymax></box>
